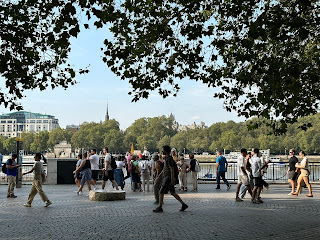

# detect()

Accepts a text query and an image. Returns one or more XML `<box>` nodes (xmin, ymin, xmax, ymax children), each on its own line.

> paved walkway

<box><xmin>0</xmin><ymin>182</ymin><xmax>319</xmax><ymax>240</ymax></box>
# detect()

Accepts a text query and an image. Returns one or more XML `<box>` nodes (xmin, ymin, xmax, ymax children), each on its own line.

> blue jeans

<box><xmin>216</xmin><ymin>171</ymin><xmax>229</xmax><ymax>188</ymax></box>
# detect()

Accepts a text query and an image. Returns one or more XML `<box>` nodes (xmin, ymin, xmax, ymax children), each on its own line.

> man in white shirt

<box><xmin>235</xmin><ymin>149</ymin><xmax>252</xmax><ymax>202</ymax></box>
<box><xmin>251</xmin><ymin>148</ymin><xmax>269</xmax><ymax>204</ymax></box>
<box><xmin>101</xmin><ymin>147</ymin><xmax>119</xmax><ymax>190</ymax></box>
<box><xmin>89</xmin><ymin>149</ymin><xmax>100</xmax><ymax>190</ymax></box>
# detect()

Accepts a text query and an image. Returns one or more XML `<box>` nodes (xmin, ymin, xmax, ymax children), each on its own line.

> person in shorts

<box><xmin>251</xmin><ymin>149</ymin><xmax>270</xmax><ymax>203</ymax></box>
<box><xmin>131</xmin><ymin>155</ymin><xmax>142</xmax><ymax>192</ymax></box>
<box><xmin>73</xmin><ymin>152</ymin><xmax>92</xmax><ymax>195</ymax></box>
<box><xmin>89</xmin><ymin>149</ymin><xmax>100</xmax><ymax>190</ymax></box>
<box><xmin>235</xmin><ymin>149</ymin><xmax>252</xmax><ymax>202</ymax></box>
<box><xmin>153</xmin><ymin>145</ymin><xmax>188</xmax><ymax>213</ymax></box>
<box><xmin>102</xmin><ymin>147</ymin><xmax>119</xmax><ymax>190</ymax></box>
<box><xmin>287</xmin><ymin>149</ymin><xmax>299</xmax><ymax>195</ymax></box>
<box><xmin>74</xmin><ymin>154</ymin><xmax>82</xmax><ymax>188</ymax></box>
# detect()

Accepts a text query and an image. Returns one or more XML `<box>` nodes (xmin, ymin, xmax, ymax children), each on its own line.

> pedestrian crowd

<box><xmin>2</xmin><ymin>146</ymin><xmax>313</xmax><ymax>211</ymax></box>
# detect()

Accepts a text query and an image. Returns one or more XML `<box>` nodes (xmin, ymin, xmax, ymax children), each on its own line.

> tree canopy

<box><xmin>1</xmin><ymin>0</ymin><xmax>320</xmax><ymax>133</ymax></box>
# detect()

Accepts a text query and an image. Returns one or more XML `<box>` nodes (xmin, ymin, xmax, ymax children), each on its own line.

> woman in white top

<box><xmin>114</xmin><ymin>156</ymin><xmax>125</xmax><ymax>190</ymax></box>
<box><xmin>177</xmin><ymin>155</ymin><xmax>188</xmax><ymax>191</ymax></box>
<box><xmin>293</xmin><ymin>151</ymin><xmax>313</xmax><ymax>197</ymax></box>
<box><xmin>23</xmin><ymin>153</ymin><xmax>52</xmax><ymax>207</ymax></box>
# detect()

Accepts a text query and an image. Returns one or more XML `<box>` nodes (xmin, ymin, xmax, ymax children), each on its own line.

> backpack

<box><xmin>194</xmin><ymin>160</ymin><xmax>201</xmax><ymax>172</ymax></box>
<box><xmin>2</xmin><ymin>162</ymin><xmax>7</xmax><ymax>174</ymax></box>
<box><xmin>110</xmin><ymin>156</ymin><xmax>117</xmax><ymax>170</ymax></box>
<box><xmin>141</xmin><ymin>160</ymin><xmax>149</xmax><ymax>172</ymax></box>
<box><xmin>128</xmin><ymin>160</ymin><xmax>136</xmax><ymax>174</ymax></box>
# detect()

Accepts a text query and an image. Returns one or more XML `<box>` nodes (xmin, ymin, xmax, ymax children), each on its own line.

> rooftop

<box><xmin>0</xmin><ymin>111</ymin><xmax>56</xmax><ymax>119</ymax></box>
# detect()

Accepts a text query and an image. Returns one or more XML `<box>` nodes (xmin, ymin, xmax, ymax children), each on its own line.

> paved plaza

<box><xmin>0</xmin><ymin>182</ymin><xmax>319</xmax><ymax>240</ymax></box>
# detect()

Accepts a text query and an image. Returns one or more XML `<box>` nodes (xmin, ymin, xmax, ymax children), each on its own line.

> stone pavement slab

<box><xmin>0</xmin><ymin>182</ymin><xmax>319</xmax><ymax>240</ymax></box>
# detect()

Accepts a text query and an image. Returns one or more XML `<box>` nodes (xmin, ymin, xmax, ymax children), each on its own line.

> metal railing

<box><xmin>198</xmin><ymin>161</ymin><xmax>320</xmax><ymax>182</ymax></box>
<box><xmin>0</xmin><ymin>163</ymin><xmax>47</xmax><ymax>183</ymax></box>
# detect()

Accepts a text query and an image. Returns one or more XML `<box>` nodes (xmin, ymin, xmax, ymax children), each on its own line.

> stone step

<box><xmin>89</xmin><ymin>189</ymin><xmax>126</xmax><ymax>201</ymax></box>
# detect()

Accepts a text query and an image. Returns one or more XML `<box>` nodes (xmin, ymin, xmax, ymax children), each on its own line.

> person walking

<box><xmin>101</xmin><ymin>147</ymin><xmax>119</xmax><ymax>190</ymax></box>
<box><xmin>23</xmin><ymin>153</ymin><xmax>52</xmax><ymax>207</ymax></box>
<box><xmin>177</xmin><ymin>155</ymin><xmax>188</xmax><ymax>191</ymax></box>
<box><xmin>189</xmin><ymin>154</ymin><xmax>198</xmax><ymax>192</ymax></box>
<box><xmin>287</xmin><ymin>149</ymin><xmax>299</xmax><ymax>195</ymax></box>
<box><xmin>251</xmin><ymin>149</ymin><xmax>269</xmax><ymax>203</ymax></box>
<box><xmin>235</xmin><ymin>149</ymin><xmax>252</xmax><ymax>202</ymax></box>
<box><xmin>216</xmin><ymin>151</ymin><xmax>231</xmax><ymax>190</ymax></box>
<box><xmin>73</xmin><ymin>152</ymin><xmax>92</xmax><ymax>195</ymax></box>
<box><xmin>239</xmin><ymin>152</ymin><xmax>254</xmax><ymax>198</ymax></box>
<box><xmin>153</xmin><ymin>154</ymin><xmax>163</xmax><ymax>204</ymax></box>
<box><xmin>153</xmin><ymin>145</ymin><xmax>188</xmax><ymax>213</ymax></box>
<box><xmin>89</xmin><ymin>149</ymin><xmax>100</xmax><ymax>190</ymax></box>
<box><xmin>292</xmin><ymin>151</ymin><xmax>313</xmax><ymax>197</ymax></box>
<box><xmin>114</xmin><ymin>156</ymin><xmax>125</xmax><ymax>190</ymax></box>
<box><xmin>74</xmin><ymin>154</ymin><xmax>82</xmax><ymax>188</ymax></box>
<box><xmin>6</xmin><ymin>154</ymin><xmax>20</xmax><ymax>198</ymax></box>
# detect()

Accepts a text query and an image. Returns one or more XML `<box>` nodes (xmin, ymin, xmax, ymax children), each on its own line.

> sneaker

<box><xmin>235</xmin><ymin>198</ymin><xmax>243</xmax><ymax>202</ymax></box>
<box><xmin>23</xmin><ymin>203</ymin><xmax>31</xmax><ymax>207</ymax></box>
<box><xmin>44</xmin><ymin>201</ymin><xmax>52</xmax><ymax>207</ymax></box>
<box><xmin>252</xmin><ymin>199</ymin><xmax>262</xmax><ymax>204</ymax></box>
<box><xmin>77</xmin><ymin>191</ymin><xmax>83</xmax><ymax>195</ymax></box>
<box><xmin>7</xmin><ymin>195</ymin><xmax>10</xmax><ymax>198</ymax></box>
<box><xmin>215</xmin><ymin>187</ymin><xmax>220</xmax><ymax>190</ymax></box>
<box><xmin>10</xmin><ymin>195</ymin><xmax>17</xmax><ymax>198</ymax></box>
<box><xmin>288</xmin><ymin>192</ymin><xmax>294</xmax><ymax>196</ymax></box>
<box><xmin>227</xmin><ymin>185</ymin><xmax>231</xmax><ymax>190</ymax></box>
<box><xmin>153</xmin><ymin>206</ymin><xmax>163</xmax><ymax>213</ymax></box>
<box><xmin>180</xmin><ymin>204</ymin><xmax>188</xmax><ymax>211</ymax></box>
<box><xmin>93</xmin><ymin>186</ymin><xmax>99</xmax><ymax>190</ymax></box>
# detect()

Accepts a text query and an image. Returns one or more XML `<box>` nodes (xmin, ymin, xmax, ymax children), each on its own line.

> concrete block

<box><xmin>89</xmin><ymin>190</ymin><xmax>126</xmax><ymax>201</ymax></box>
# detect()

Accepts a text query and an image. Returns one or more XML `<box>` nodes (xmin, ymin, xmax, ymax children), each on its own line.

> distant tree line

<box><xmin>1</xmin><ymin>114</ymin><xmax>320</xmax><ymax>155</ymax></box>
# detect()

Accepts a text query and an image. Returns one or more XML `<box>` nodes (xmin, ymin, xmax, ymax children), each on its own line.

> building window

<box><xmin>37</xmin><ymin>125</ymin><xmax>41</xmax><ymax>131</ymax></box>
<box><xmin>0</xmin><ymin>125</ymin><xmax>5</xmax><ymax>132</ymax></box>
<box><xmin>1</xmin><ymin>120</ymin><xmax>5</xmax><ymax>123</ymax></box>
<box><xmin>37</xmin><ymin>120</ymin><xmax>42</xmax><ymax>123</ymax></box>
<box><xmin>7</xmin><ymin>125</ymin><xmax>12</xmax><ymax>132</ymax></box>
<box><xmin>43</xmin><ymin>120</ymin><xmax>48</xmax><ymax>123</ymax></box>
<box><xmin>30</xmin><ymin>120</ymin><xmax>35</xmax><ymax>123</ymax></box>
<box><xmin>30</xmin><ymin>125</ymin><xmax>35</xmax><ymax>131</ymax></box>
<box><xmin>7</xmin><ymin>120</ymin><xmax>12</xmax><ymax>123</ymax></box>
<box><xmin>26</xmin><ymin>120</ymin><xmax>29</xmax><ymax>123</ymax></box>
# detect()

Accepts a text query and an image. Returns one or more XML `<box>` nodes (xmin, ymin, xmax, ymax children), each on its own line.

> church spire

<box><xmin>105</xmin><ymin>102</ymin><xmax>109</xmax><ymax>121</ymax></box>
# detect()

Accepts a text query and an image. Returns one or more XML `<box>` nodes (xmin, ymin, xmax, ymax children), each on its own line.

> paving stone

<box><xmin>0</xmin><ymin>181</ymin><xmax>319</xmax><ymax>240</ymax></box>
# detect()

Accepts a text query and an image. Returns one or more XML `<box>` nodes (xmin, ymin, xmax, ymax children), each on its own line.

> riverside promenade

<box><xmin>0</xmin><ymin>183</ymin><xmax>319</xmax><ymax>240</ymax></box>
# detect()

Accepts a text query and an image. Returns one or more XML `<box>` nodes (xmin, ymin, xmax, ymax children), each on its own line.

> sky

<box><xmin>0</xmin><ymin>24</ymin><xmax>245</xmax><ymax>130</ymax></box>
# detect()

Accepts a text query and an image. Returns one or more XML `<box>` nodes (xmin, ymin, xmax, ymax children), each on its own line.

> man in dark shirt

<box><xmin>153</xmin><ymin>145</ymin><xmax>188</xmax><ymax>213</ymax></box>
<box><xmin>6</xmin><ymin>154</ymin><xmax>20</xmax><ymax>198</ymax></box>
<box><xmin>287</xmin><ymin>149</ymin><xmax>299</xmax><ymax>195</ymax></box>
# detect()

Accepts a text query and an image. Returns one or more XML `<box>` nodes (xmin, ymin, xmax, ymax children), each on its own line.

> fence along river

<box><xmin>1</xmin><ymin>155</ymin><xmax>320</xmax><ymax>183</ymax></box>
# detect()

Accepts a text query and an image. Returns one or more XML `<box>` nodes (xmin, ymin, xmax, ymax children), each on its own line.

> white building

<box><xmin>0</xmin><ymin>111</ymin><xmax>59</xmax><ymax>137</ymax></box>
<box><xmin>169</xmin><ymin>113</ymin><xmax>207</xmax><ymax>132</ymax></box>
